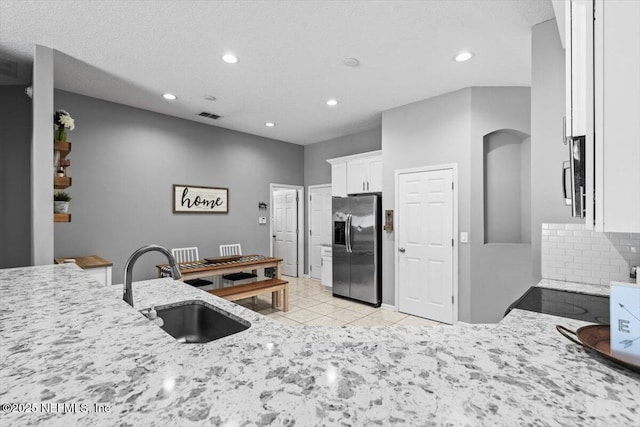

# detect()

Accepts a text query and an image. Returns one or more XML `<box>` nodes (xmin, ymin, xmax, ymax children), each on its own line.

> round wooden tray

<box><xmin>557</xmin><ymin>324</ymin><xmax>640</xmax><ymax>373</ymax></box>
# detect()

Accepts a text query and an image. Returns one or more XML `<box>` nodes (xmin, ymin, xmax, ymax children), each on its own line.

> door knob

<box><xmin>398</xmin><ymin>247</ymin><xmax>406</xmax><ymax>253</ymax></box>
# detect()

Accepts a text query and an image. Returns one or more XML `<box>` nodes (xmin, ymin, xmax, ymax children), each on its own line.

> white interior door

<box><xmin>398</xmin><ymin>168</ymin><xmax>454</xmax><ymax>324</ymax></box>
<box><xmin>273</xmin><ymin>189</ymin><xmax>298</xmax><ymax>277</ymax></box>
<box><xmin>309</xmin><ymin>185</ymin><xmax>332</xmax><ymax>279</ymax></box>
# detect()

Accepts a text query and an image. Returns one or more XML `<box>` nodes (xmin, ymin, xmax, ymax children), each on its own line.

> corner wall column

<box><xmin>31</xmin><ymin>45</ymin><xmax>54</xmax><ymax>265</ymax></box>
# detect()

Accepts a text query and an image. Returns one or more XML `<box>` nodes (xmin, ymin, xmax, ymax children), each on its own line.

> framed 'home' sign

<box><xmin>173</xmin><ymin>184</ymin><xmax>228</xmax><ymax>213</ymax></box>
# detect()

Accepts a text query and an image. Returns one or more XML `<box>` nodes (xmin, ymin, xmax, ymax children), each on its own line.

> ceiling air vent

<box><xmin>0</xmin><ymin>57</ymin><xmax>18</xmax><ymax>78</ymax></box>
<box><xmin>198</xmin><ymin>112</ymin><xmax>221</xmax><ymax>120</ymax></box>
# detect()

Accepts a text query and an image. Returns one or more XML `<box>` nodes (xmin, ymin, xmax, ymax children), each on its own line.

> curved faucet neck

<box><xmin>123</xmin><ymin>244</ymin><xmax>181</xmax><ymax>307</ymax></box>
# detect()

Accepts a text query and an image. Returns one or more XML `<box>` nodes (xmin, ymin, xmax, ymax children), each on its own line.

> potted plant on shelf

<box><xmin>54</xmin><ymin>191</ymin><xmax>72</xmax><ymax>213</ymax></box>
<box><xmin>54</xmin><ymin>109</ymin><xmax>75</xmax><ymax>142</ymax></box>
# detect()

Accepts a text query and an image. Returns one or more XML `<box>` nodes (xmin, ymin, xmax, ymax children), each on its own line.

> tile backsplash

<box><xmin>541</xmin><ymin>223</ymin><xmax>640</xmax><ymax>286</ymax></box>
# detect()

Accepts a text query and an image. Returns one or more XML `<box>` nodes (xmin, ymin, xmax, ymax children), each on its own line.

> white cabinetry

<box><xmin>327</xmin><ymin>150</ymin><xmax>382</xmax><ymax>197</ymax></box>
<box><xmin>565</xmin><ymin>0</ymin><xmax>592</xmax><ymax>139</ymax></box>
<box><xmin>563</xmin><ymin>0</ymin><xmax>594</xmax><ymax>221</ymax></box>
<box><xmin>593</xmin><ymin>0</ymin><xmax>640</xmax><ymax>232</ymax></box>
<box><xmin>347</xmin><ymin>159</ymin><xmax>369</xmax><ymax>194</ymax></box>
<box><xmin>368</xmin><ymin>157</ymin><xmax>383</xmax><ymax>192</ymax></box>
<box><xmin>347</xmin><ymin>156</ymin><xmax>383</xmax><ymax>194</ymax></box>
<box><xmin>562</xmin><ymin>0</ymin><xmax>640</xmax><ymax>232</ymax></box>
<box><xmin>331</xmin><ymin>162</ymin><xmax>347</xmax><ymax>197</ymax></box>
<box><xmin>85</xmin><ymin>265</ymin><xmax>113</xmax><ymax>286</ymax></box>
<box><xmin>320</xmin><ymin>246</ymin><xmax>332</xmax><ymax>288</ymax></box>
<box><xmin>54</xmin><ymin>255</ymin><xmax>113</xmax><ymax>286</ymax></box>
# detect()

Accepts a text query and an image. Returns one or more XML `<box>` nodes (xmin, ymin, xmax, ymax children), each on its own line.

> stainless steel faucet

<box><xmin>123</xmin><ymin>244</ymin><xmax>181</xmax><ymax>307</ymax></box>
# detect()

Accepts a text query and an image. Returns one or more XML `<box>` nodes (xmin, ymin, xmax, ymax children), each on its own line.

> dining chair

<box><xmin>219</xmin><ymin>244</ymin><xmax>242</xmax><ymax>257</ymax></box>
<box><xmin>171</xmin><ymin>247</ymin><xmax>199</xmax><ymax>263</ymax></box>
<box><xmin>219</xmin><ymin>244</ymin><xmax>258</xmax><ymax>283</ymax></box>
<box><xmin>171</xmin><ymin>247</ymin><xmax>212</xmax><ymax>287</ymax></box>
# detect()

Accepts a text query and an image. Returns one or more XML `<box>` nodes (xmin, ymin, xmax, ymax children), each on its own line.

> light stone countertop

<box><xmin>1</xmin><ymin>264</ymin><xmax>638</xmax><ymax>426</ymax></box>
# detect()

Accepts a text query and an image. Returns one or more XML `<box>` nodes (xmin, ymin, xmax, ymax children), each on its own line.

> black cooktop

<box><xmin>505</xmin><ymin>287</ymin><xmax>609</xmax><ymax>324</ymax></box>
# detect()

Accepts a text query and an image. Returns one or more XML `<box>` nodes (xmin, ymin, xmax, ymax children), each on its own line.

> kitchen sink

<box><xmin>150</xmin><ymin>300</ymin><xmax>251</xmax><ymax>343</ymax></box>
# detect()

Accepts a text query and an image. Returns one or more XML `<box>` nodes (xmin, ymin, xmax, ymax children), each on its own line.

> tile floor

<box><xmin>235</xmin><ymin>276</ymin><xmax>441</xmax><ymax>327</ymax></box>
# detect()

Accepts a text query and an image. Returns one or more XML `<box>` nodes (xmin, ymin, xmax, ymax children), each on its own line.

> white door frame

<box><xmin>394</xmin><ymin>163</ymin><xmax>459</xmax><ymax>324</ymax></box>
<box><xmin>269</xmin><ymin>183</ymin><xmax>305</xmax><ymax>277</ymax></box>
<box><xmin>307</xmin><ymin>183</ymin><xmax>332</xmax><ymax>278</ymax></box>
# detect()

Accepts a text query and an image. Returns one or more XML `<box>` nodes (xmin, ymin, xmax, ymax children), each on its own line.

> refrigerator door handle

<box><xmin>345</xmin><ymin>214</ymin><xmax>350</xmax><ymax>253</ymax></box>
<box><xmin>346</xmin><ymin>214</ymin><xmax>352</xmax><ymax>253</ymax></box>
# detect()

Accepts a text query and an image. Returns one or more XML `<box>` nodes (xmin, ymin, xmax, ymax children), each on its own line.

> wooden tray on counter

<box><xmin>557</xmin><ymin>324</ymin><xmax>640</xmax><ymax>374</ymax></box>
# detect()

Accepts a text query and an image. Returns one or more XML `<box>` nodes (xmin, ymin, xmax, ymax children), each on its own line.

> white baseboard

<box><xmin>381</xmin><ymin>303</ymin><xmax>396</xmax><ymax>311</ymax></box>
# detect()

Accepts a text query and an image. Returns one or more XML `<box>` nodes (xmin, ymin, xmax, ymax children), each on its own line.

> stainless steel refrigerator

<box><xmin>332</xmin><ymin>194</ymin><xmax>381</xmax><ymax>306</ymax></box>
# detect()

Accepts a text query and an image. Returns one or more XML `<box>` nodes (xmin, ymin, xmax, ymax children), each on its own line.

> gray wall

<box><xmin>382</xmin><ymin>88</ymin><xmax>472</xmax><ymax>320</ymax></box>
<box><xmin>303</xmin><ymin>127</ymin><xmax>381</xmax><ymax>187</ymax></box>
<box><xmin>32</xmin><ymin>45</ymin><xmax>54</xmax><ymax>265</ymax></box>
<box><xmin>469</xmin><ymin>87</ymin><xmax>532</xmax><ymax>323</ymax></box>
<box><xmin>53</xmin><ymin>90</ymin><xmax>303</xmax><ymax>283</ymax></box>
<box><xmin>382</xmin><ymin>87</ymin><xmax>531</xmax><ymax>323</ymax></box>
<box><xmin>531</xmin><ymin>19</ymin><xmax>581</xmax><ymax>283</ymax></box>
<box><xmin>0</xmin><ymin>86</ymin><xmax>32</xmax><ymax>268</ymax></box>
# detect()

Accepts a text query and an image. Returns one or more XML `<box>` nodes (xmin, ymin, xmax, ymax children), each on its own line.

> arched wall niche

<box><xmin>483</xmin><ymin>128</ymin><xmax>531</xmax><ymax>244</ymax></box>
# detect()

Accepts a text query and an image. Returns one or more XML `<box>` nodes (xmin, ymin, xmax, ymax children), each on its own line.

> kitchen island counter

<box><xmin>1</xmin><ymin>265</ymin><xmax>637</xmax><ymax>426</ymax></box>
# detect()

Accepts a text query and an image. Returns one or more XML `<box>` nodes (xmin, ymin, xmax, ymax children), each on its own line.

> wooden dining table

<box><xmin>156</xmin><ymin>254</ymin><xmax>282</xmax><ymax>282</ymax></box>
<box><xmin>157</xmin><ymin>254</ymin><xmax>288</xmax><ymax>311</ymax></box>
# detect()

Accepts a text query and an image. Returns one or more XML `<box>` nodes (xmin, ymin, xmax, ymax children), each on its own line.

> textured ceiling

<box><xmin>0</xmin><ymin>0</ymin><xmax>554</xmax><ymax>145</ymax></box>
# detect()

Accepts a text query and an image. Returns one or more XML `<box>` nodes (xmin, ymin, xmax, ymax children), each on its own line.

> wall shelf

<box><xmin>54</xmin><ymin>176</ymin><xmax>72</xmax><ymax>189</ymax></box>
<box><xmin>54</xmin><ymin>140</ymin><xmax>71</xmax><ymax>154</ymax></box>
<box><xmin>54</xmin><ymin>213</ymin><xmax>71</xmax><ymax>223</ymax></box>
<box><xmin>54</xmin><ymin>140</ymin><xmax>72</xmax><ymax>222</ymax></box>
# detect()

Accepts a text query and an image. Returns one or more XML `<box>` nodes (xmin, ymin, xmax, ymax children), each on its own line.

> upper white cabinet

<box><xmin>368</xmin><ymin>156</ymin><xmax>383</xmax><ymax>192</ymax></box>
<box><xmin>331</xmin><ymin>162</ymin><xmax>347</xmax><ymax>197</ymax></box>
<box><xmin>563</xmin><ymin>0</ymin><xmax>595</xmax><ymax>222</ymax></box>
<box><xmin>593</xmin><ymin>0</ymin><xmax>640</xmax><ymax>232</ymax></box>
<box><xmin>347</xmin><ymin>155</ymin><xmax>382</xmax><ymax>194</ymax></box>
<box><xmin>565</xmin><ymin>0</ymin><xmax>592</xmax><ymax>139</ymax></box>
<box><xmin>563</xmin><ymin>0</ymin><xmax>640</xmax><ymax>232</ymax></box>
<box><xmin>327</xmin><ymin>150</ymin><xmax>382</xmax><ymax>197</ymax></box>
<box><xmin>347</xmin><ymin>159</ymin><xmax>369</xmax><ymax>194</ymax></box>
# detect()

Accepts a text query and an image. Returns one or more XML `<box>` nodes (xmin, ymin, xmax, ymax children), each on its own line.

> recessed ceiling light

<box><xmin>222</xmin><ymin>54</ymin><xmax>239</xmax><ymax>64</ymax></box>
<box><xmin>343</xmin><ymin>57</ymin><xmax>360</xmax><ymax>67</ymax></box>
<box><xmin>265</xmin><ymin>122</ymin><xmax>276</xmax><ymax>127</ymax></box>
<box><xmin>454</xmin><ymin>51</ymin><xmax>474</xmax><ymax>62</ymax></box>
<box><xmin>326</xmin><ymin>99</ymin><xmax>338</xmax><ymax>106</ymax></box>
<box><xmin>162</xmin><ymin>93</ymin><xmax>177</xmax><ymax>100</ymax></box>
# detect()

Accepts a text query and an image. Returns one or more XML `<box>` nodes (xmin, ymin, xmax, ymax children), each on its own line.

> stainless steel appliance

<box><xmin>563</xmin><ymin>135</ymin><xmax>586</xmax><ymax>217</ymax></box>
<box><xmin>332</xmin><ymin>194</ymin><xmax>381</xmax><ymax>306</ymax></box>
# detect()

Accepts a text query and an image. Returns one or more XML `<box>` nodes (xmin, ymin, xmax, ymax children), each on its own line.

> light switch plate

<box><xmin>258</xmin><ymin>217</ymin><xmax>267</xmax><ymax>224</ymax></box>
<box><xmin>460</xmin><ymin>232</ymin><xmax>468</xmax><ymax>243</ymax></box>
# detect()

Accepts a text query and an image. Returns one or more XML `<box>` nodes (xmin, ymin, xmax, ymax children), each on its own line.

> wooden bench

<box><xmin>208</xmin><ymin>278</ymin><xmax>289</xmax><ymax>312</ymax></box>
